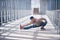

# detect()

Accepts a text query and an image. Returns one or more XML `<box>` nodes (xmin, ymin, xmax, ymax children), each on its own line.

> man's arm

<box><xmin>20</xmin><ymin>21</ymin><xmax>33</xmax><ymax>27</ymax></box>
<box><xmin>23</xmin><ymin>21</ymin><xmax>33</xmax><ymax>26</ymax></box>
<box><xmin>20</xmin><ymin>21</ymin><xmax>33</xmax><ymax>29</ymax></box>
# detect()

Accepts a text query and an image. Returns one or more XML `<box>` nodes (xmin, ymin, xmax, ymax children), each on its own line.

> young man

<box><xmin>20</xmin><ymin>16</ymin><xmax>47</xmax><ymax>30</ymax></box>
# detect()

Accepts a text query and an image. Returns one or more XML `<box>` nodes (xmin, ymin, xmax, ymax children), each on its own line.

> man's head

<box><xmin>30</xmin><ymin>16</ymin><xmax>36</xmax><ymax>22</ymax></box>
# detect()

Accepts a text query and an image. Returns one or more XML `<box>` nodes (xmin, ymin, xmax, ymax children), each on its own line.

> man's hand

<box><xmin>20</xmin><ymin>21</ymin><xmax>33</xmax><ymax>29</ymax></box>
<box><xmin>20</xmin><ymin>25</ymin><xmax>24</xmax><ymax>29</ymax></box>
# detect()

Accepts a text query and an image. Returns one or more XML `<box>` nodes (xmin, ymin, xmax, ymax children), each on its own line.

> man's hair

<box><xmin>30</xmin><ymin>16</ymin><xmax>34</xmax><ymax>20</ymax></box>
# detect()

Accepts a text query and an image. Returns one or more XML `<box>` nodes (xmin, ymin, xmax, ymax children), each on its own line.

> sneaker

<box><xmin>41</xmin><ymin>28</ymin><xmax>46</xmax><ymax>30</ymax></box>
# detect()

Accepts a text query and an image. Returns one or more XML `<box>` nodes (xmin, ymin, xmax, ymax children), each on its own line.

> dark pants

<box><xmin>24</xmin><ymin>21</ymin><xmax>47</xmax><ymax>30</ymax></box>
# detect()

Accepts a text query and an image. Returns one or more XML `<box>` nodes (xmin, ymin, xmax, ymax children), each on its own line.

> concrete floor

<box><xmin>0</xmin><ymin>15</ymin><xmax>60</xmax><ymax>40</ymax></box>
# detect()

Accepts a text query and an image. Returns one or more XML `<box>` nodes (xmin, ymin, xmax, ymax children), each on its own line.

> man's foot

<box><xmin>41</xmin><ymin>28</ymin><xmax>46</xmax><ymax>30</ymax></box>
<box><xmin>20</xmin><ymin>25</ymin><xmax>23</xmax><ymax>29</ymax></box>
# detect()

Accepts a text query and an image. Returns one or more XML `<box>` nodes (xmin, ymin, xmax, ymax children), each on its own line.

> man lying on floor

<box><xmin>20</xmin><ymin>16</ymin><xmax>47</xmax><ymax>30</ymax></box>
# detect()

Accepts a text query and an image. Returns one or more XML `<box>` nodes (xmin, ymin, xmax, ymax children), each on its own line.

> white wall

<box><xmin>40</xmin><ymin>0</ymin><xmax>47</xmax><ymax>15</ymax></box>
<box><xmin>31</xmin><ymin>0</ymin><xmax>47</xmax><ymax>15</ymax></box>
<box><xmin>31</xmin><ymin>0</ymin><xmax>40</xmax><ymax>14</ymax></box>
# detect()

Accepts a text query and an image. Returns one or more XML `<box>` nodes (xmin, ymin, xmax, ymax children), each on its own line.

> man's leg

<box><xmin>23</xmin><ymin>25</ymin><xmax>37</xmax><ymax>30</ymax></box>
<box><xmin>40</xmin><ymin>22</ymin><xmax>47</xmax><ymax>30</ymax></box>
